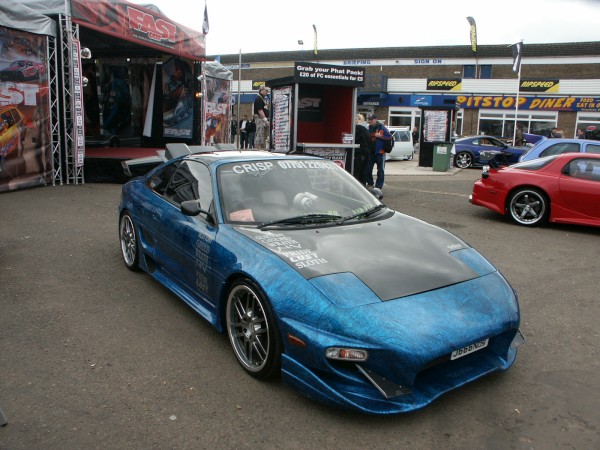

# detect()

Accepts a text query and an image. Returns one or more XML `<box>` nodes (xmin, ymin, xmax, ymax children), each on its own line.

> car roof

<box><xmin>535</xmin><ymin>138</ymin><xmax>600</xmax><ymax>145</ymax></box>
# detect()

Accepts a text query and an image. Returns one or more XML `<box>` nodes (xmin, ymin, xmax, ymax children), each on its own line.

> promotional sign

<box><xmin>294</xmin><ymin>62</ymin><xmax>365</xmax><ymax>87</ymax></box>
<box><xmin>426</xmin><ymin>79</ymin><xmax>462</xmax><ymax>91</ymax></box>
<box><xmin>0</xmin><ymin>26</ymin><xmax>51</xmax><ymax>192</ymax></box>
<box><xmin>70</xmin><ymin>0</ymin><xmax>205</xmax><ymax>60</ymax></box>
<box><xmin>519</xmin><ymin>79</ymin><xmax>559</xmax><ymax>93</ymax></box>
<box><xmin>457</xmin><ymin>95</ymin><xmax>600</xmax><ymax>112</ymax></box>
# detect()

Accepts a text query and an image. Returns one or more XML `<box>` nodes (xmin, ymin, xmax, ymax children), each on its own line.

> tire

<box><xmin>455</xmin><ymin>151</ymin><xmax>473</xmax><ymax>169</ymax></box>
<box><xmin>119</xmin><ymin>212</ymin><xmax>140</xmax><ymax>270</ymax></box>
<box><xmin>507</xmin><ymin>188</ymin><xmax>549</xmax><ymax>226</ymax></box>
<box><xmin>226</xmin><ymin>279</ymin><xmax>281</xmax><ymax>379</ymax></box>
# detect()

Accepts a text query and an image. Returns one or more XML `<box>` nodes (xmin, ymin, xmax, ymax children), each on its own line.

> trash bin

<box><xmin>432</xmin><ymin>143</ymin><xmax>453</xmax><ymax>172</ymax></box>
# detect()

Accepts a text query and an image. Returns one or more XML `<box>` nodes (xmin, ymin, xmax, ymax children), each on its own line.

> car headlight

<box><xmin>325</xmin><ymin>347</ymin><xmax>369</xmax><ymax>361</ymax></box>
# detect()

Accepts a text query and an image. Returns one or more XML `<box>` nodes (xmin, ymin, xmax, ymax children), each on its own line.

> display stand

<box><xmin>418</xmin><ymin>105</ymin><xmax>458</xmax><ymax>168</ymax></box>
<box><xmin>267</xmin><ymin>62</ymin><xmax>364</xmax><ymax>174</ymax></box>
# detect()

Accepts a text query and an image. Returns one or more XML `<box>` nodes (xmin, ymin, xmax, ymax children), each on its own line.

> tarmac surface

<box><xmin>1</xmin><ymin>161</ymin><xmax>598</xmax><ymax>450</ymax></box>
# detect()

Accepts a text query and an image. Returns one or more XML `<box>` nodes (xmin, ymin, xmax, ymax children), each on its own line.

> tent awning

<box><xmin>0</xmin><ymin>2</ymin><xmax>56</xmax><ymax>37</ymax></box>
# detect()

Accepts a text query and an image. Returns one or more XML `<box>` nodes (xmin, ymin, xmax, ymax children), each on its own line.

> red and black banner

<box><xmin>70</xmin><ymin>0</ymin><xmax>206</xmax><ymax>61</ymax></box>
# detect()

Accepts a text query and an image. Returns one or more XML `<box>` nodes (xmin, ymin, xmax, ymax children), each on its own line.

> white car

<box><xmin>386</xmin><ymin>126</ymin><xmax>414</xmax><ymax>161</ymax></box>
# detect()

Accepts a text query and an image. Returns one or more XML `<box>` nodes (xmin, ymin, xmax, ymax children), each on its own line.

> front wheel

<box><xmin>119</xmin><ymin>212</ymin><xmax>140</xmax><ymax>270</ymax></box>
<box><xmin>226</xmin><ymin>279</ymin><xmax>281</xmax><ymax>379</ymax></box>
<box><xmin>507</xmin><ymin>188</ymin><xmax>548</xmax><ymax>226</ymax></box>
<box><xmin>454</xmin><ymin>151</ymin><xmax>473</xmax><ymax>169</ymax></box>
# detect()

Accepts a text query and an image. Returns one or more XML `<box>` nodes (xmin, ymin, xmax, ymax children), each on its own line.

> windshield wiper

<box><xmin>258</xmin><ymin>213</ymin><xmax>342</xmax><ymax>229</ymax></box>
<box><xmin>337</xmin><ymin>204</ymin><xmax>387</xmax><ymax>225</ymax></box>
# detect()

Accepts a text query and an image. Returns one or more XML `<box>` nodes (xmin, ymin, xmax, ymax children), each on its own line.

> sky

<box><xmin>130</xmin><ymin>0</ymin><xmax>600</xmax><ymax>56</ymax></box>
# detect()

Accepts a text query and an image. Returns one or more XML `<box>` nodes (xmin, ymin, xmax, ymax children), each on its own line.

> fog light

<box><xmin>325</xmin><ymin>347</ymin><xmax>368</xmax><ymax>361</ymax></box>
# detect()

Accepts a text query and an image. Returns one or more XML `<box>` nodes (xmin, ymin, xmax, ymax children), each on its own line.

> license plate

<box><xmin>451</xmin><ymin>339</ymin><xmax>489</xmax><ymax>360</ymax></box>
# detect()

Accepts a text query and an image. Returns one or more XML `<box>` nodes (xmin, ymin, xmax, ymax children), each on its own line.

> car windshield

<box><xmin>218</xmin><ymin>158</ymin><xmax>382</xmax><ymax>226</ymax></box>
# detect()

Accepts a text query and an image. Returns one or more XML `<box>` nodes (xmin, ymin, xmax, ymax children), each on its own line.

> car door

<box><xmin>558</xmin><ymin>157</ymin><xmax>600</xmax><ymax>219</ymax></box>
<box><xmin>152</xmin><ymin>160</ymin><xmax>218</xmax><ymax>308</ymax></box>
<box><xmin>582</xmin><ymin>142</ymin><xmax>600</xmax><ymax>155</ymax></box>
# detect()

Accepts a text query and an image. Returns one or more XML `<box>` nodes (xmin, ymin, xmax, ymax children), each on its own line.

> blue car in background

<box><xmin>518</xmin><ymin>138</ymin><xmax>600</xmax><ymax>162</ymax></box>
<box><xmin>452</xmin><ymin>135</ymin><xmax>528</xmax><ymax>169</ymax></box>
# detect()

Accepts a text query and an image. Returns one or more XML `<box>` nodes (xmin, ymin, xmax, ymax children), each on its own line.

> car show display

<box><xmin>118</xmin><ymin>144</ymin><xmax>524</xmax><ymax>414</ymax></box>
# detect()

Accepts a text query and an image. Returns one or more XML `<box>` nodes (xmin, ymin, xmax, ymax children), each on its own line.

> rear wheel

<box><xmin>508</xmin><ymin>188</ymin><xmax>548</xmax><ymax>226</ymax></box>
<box><xmin>226</xmin><ymin>279</ymin><xmax>281</xmax><ymax>379</ymax></box>
<box><xmin>455</xmin><ymin>151</ymin><xmax>473</xmax><ymax>169</ymax></box>
<box><xmin>119</xmin><ymin>212</ymin><xmax>140</xmax><ymax>270</ymax></box>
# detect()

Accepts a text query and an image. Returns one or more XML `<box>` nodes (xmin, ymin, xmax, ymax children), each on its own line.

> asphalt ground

<box><xmin>1</xmin><ymin>164</ymin><xmax>599</xmax><ymax>449</ymax></box>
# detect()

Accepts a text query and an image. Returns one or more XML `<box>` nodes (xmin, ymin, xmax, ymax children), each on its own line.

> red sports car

<box><xmin>470</xmin><ymin>153</ymin><xmax>600</xmax><ymax>227</ymax></box>
<box><xmin>0</xmin><ymin>60</ymin><xmax>46</xmax><ymax>81</ymax></box>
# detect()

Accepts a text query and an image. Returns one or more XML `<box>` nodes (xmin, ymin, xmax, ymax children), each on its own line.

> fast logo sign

<box><xmin>127</xmin><ymin>7</ymin><xmax>177</xmax><ymax>44</ymax></box>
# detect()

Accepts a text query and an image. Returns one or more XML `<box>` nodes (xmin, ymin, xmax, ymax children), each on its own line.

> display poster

<box><xmin>298</xmin><ymin>85</ymin><xmax>323</xmax><ymax>122</ymax></box>
<box><xmin>202</xmin><ymin>75</ymin><xmax>231</xmax><ymax>145</ymax></box>
<box><xmin>271</xmin><ymin>86</ymin><xmax>292</xmax><ymax>152</ymax></box>
<box><xmin>0</xmin><ymin>26</ymin><xmax>51</xmax><ymax>192</ymax></box>
<box><xmin>423</xmin><ymin>110</ymin><xmax>448</xmax><ymax>142</ymax></box>
<box><xmin>162</xmin><ymin>57</ymin><xmax>193</xmax><ymax>139</ymax></box>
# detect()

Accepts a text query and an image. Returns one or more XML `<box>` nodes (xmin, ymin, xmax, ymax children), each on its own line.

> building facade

<box><xmin>214</xmin><ymin>42</ymin><xmax>600</xmax><ymax>142</ymax></box>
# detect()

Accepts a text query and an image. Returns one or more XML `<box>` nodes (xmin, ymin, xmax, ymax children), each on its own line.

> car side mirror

<box><xmin>180</xmin><ymin>199</ymin><xmax>215</xmax><ymax>224</ymax></box>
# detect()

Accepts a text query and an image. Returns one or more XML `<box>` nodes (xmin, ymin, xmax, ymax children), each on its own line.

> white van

<box><xmin>386</xmin><ymin>126</ymin><xmax>414</xmax><ymax>161</ymax></box>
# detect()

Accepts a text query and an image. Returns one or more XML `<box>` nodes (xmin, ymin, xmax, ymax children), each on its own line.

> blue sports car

<box><xmin>453</xmin><ymin>135</ymin><xmax>528</xmax><ymax>168</ymax></box>
<box><xmin>118</xmin><ymin>144</ymin><xmax>524</xmax><ymax>414</ymax></box>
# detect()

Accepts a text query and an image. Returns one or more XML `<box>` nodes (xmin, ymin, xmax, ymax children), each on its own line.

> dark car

<box><xmin>453</xmin><ymin>135</ymin><xmax>528</xmax><ymax>169</ymax></box>
<box><xmin>470</xmin><ymin>153</ymin><xmax>600</xmax><ymax>227</ymax></box>
<box><xmin>118</xmin><ymin>144</ymin><xmax>524</xmax><ymax>414</ymax></box>
<box><xmin>0</xmin><ymin>60</ymin><xmax>45</xmax><ymax>81</ymax></box>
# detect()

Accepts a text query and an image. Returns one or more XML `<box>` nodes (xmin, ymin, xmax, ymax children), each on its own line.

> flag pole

<box><xmin>512</xmin><ymin>40</ymin><xmax>523</xmax><ymax>145</ymax></box>
<box><xmin>237</xmin><ymin>49</ymin><xmax>241</xmax><ymax>148</ymax></box>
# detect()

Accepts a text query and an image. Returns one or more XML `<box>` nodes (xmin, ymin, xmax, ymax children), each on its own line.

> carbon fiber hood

<box><xmin>236</xmin><ymin>212</ymin><xmax>484</xmax><ymax>301</ymax></box>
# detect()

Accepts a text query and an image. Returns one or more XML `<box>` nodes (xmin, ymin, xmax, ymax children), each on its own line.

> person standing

<box><xmin>514</xmin><ymin>123</ymin><xmax>524</xmax><ymax>146</ymax></box>
<box><xmin>231</xmin><ymin>114</ymin><xmax>238</xmax><ymax>144</ymax></box>
<box><xmin>247</xmin><ymin>115</ymin><xmax>257</xmax><ymax>148</ymax></box>
<box><xmin>239</xmin><ymin>114</ymin><xmax>249</xmax><ymax>148</ymax></box>
<box><xmin>253</xmin><ymin>86</ymin><xmax>270</xmax><ymax>149</ymax></box>
<box><xmin>353</xmin><ymin>114</ymin><xmax>371</xmax><ymax>185</ymax></box>
<box><xmin>367</xmin><ymin>114</ymin><xmax>392</xmax><ymax>191</ymax></box>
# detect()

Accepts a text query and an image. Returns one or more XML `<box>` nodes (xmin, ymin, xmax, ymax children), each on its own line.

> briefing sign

<box><xmin>294</xmin><ymin>62</ymin><xmax>365</xmax><ymax>87</ymax></box>
<box><xmin>457</xmin><ymin>95</ymin><xmax>600</xmax><ymax>112</ymax></box>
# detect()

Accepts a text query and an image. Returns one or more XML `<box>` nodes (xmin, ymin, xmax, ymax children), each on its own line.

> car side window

<box><xmin>585</xmin><ymin>144</ymin><xmax>600</xmax><ymax>154</ymax></box>
<box><xmin>164</xmin><ymin>160</ymin><xmax>214</xmax><ymax>209</ymax></box>
<box><xmin>147</xmin><ymin>161</ymin><xmax>180</xmax><ymax>195</ymax></box>
<box><xmin>566</xmin><ymin>158</ymin><xmax>600</xmax><ymax>181</ymax></box>
<box><xmin>539</xmin><ymin>142</ymin><xmax>580</xmax><ymax>158</ymax></box>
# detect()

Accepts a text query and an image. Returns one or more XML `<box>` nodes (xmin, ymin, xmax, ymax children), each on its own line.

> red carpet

<box><xmin>85</xmin><ymin>147</ymin><xmax>161</xmax><ymax>160</ymax></box>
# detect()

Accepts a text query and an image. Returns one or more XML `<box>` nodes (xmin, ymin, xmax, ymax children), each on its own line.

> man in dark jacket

<box><xmin>367</xmin><ymin>114</ymin><xmax>392</xmax><ymax>190</ymax></box>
